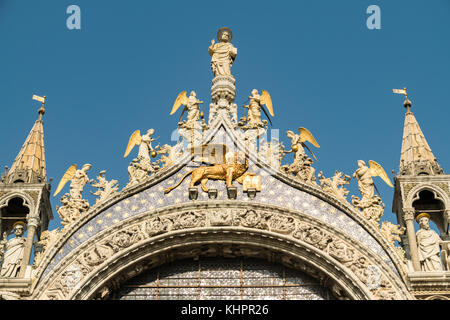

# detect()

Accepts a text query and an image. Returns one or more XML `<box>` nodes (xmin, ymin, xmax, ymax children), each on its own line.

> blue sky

<box><xmin>0</xmin><ymin>0</ymin><xmax>449</xmax><ymax>232</ymax></box>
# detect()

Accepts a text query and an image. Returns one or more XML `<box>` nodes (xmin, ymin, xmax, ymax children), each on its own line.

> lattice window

<box><xmin>111</xmin><ymin>258</ymin><xmax>333</xmax><ymax>300</ymax></box>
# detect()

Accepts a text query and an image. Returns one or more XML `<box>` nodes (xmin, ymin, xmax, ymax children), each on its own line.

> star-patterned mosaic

<box><xmin>41</xmin><ymin>156</ymin><xmax>398</xmax><ymax>280</ymax></box>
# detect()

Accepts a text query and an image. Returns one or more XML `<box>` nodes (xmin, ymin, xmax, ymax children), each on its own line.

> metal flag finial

<box><xmin>32</xmin><ymin>94</ymin><xmax>46</xmax><ymax>119</ymax></box>
<box><xmin>393</xmin><ymin>88</ymin><xmax>411</xmax><ymax>111</ymax></box>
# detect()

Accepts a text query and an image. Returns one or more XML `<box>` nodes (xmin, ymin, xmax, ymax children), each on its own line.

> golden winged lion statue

<box><xmin>165</xmin><ymin>150</ymin><xmax>255</xmax><ymax>194</ymax></box>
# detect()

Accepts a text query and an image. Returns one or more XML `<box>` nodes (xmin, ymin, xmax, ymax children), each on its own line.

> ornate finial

<box><xmin>392</xmin><ymin>88</ymin><xmax>411</xmax><ymax>111</ymax></box>
<box><xmin>32</xmin><ymin>94</ymin><xmax>46</xmax><ymax>120</ymax></box>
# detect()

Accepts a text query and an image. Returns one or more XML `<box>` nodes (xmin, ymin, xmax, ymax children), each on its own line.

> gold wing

<box><xmin>260</xmin><ymin>90</ymin><xmax>274</xmax><ymax>116</ymax></box>
<box><xmin>369</xmin><ymin>160</ymin><xmax>393</xmax><ymax>187</ymax></box>
<box><xmin>53</xmin><ymin>164</ymin><xmax>77</xmax><ymax>197</ymax></box>
<box><xmin>170</xmin><ymin>91</ymin><xmax>189</xmax><ymax>115</ymax></box>
<box><xmin>123</xmin><ymin>130</ymin><xmax>142</xmax><ymax>158</ymax></box>
<box><xmin>298</xmin><ymin>127</ymin><xmax>320</xmax><ymax>148</ymax></box>
<box><xmin>191</xmin><ymin>144</ymin><xmax>228</xmax><ymax>164</ymax></box>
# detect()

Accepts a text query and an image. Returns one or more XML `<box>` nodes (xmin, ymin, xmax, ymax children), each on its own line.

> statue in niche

<box><xmin>416</xmin><ymin>213</ymin><xmax>443</xmax><ymax>272</ymax></box>
<box><xmin>208</xmin><ymin>27</ymin><xmax>237</xmax><ymax>77</ymax></box>
<box><xmin>0</xmin><ymin>222</ymin><xmax>26</xmax><ymax>278</ymax></box>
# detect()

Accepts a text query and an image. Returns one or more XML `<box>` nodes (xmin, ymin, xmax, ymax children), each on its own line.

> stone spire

<box><xmin>398</xmin><ymin>97</ymin><xmax>443</xmax><ymax>176</ymax></box>
<box><xmin>4</xmin><ymin>98</ymin><xmax>47</xmax><ymax>184</ymax></box>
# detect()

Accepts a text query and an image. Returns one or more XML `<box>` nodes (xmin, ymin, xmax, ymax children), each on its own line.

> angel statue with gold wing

<box><xmin>285</xmin><ymin>127</ymin><xmax>320</xmax><ymax>161</ymax></box>
<box><xmin>53</xmin><ymin>163</ymin><xmax>92</xmax><ymax>200</ymax></box>
<box><xmin>351</xmin><ymin>160</ymin><xmax>393</xmax><ymax>224</ymax></box>
<box><xmin>170</xmin><ymin>91</ymin><xmax>205</xmax><ymax>129</ymax></box>
<box><xmin>123</xmin><ymin>129</ymin><xmax>161</xmax><ymax>188</ymax></box>
<box><xmin>53</xmin><ymin>164</ymin><xmax>92</xmax><ymax>226</ymax></box>
<box><xmin>239</xmin><ymin>89</ymin><xmax>274</xmax><ymax>130</ymax></box>
<box><xmin>123</xmin><ymin>129</ymin><xmax>157</xmax><ymax>163</ymax></box>
<box><xmin>281</xmin><ymin>128</ymin><xmax>320</xmax><ymax>185</ymax></box>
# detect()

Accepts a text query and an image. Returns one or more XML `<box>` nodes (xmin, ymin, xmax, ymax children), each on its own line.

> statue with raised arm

<box><xmin>170</xmin><ymin>91</ymin><xmax>205</xmax><ymax>130</ymax></box>
<box><xmin>353</xmin><ymin>160</ymin><xmax>375</xmax><ymax>202</ymax></box>
<box><xmin>123</xmin><ymin>129</ymin><xmax>161</xmax><ymax>188</ymax></box>
<box><xmin>208</xmin><ymin>27</ymin><xmax>237</xmax><ymax>77</ymax></box>
<box><xmin>157</xmin><ymin>142</ymin><xmax>184</xmax><ymax>169</ymax></box>
<box><xmin>124</xmin><ymin>129</ymin><xmax>157</xmax><ymax>164</ymax></box>
<box><xmin>239</xmin><ymin>89</ymin><xmax>274</xmax><ymax>130</ymax></box>
<box><xmin>416</xmin><ymin>213</ymin><xmax>443</xmax><ymax>272</ymax></box>
<box><xmin>281</xmin><ymin>127</ymin><xmax>320</xmax><ymax>185</ymax></box>
<box><xmin>351</xmin><ymin>160</ymin><xmax>393</xmax><ymax>224</ymax></box>
<box><xmin>318</xmin><ymin>170</ymin><xmax>351</xmax><ymax>203</ymax></box>
<box><xmin>53</xmin><ymin>163</ymin><xmax>92</xmax><ymax>200</ymax></box>
<box><xmin>0</xmin><ymin>222</ymin><xmax>26</xmax><ymax>278</ymax></box>
<box><xmin>90</xmin><ymin>170</ymin><xmax>119</xmax><ymax>205</ymax></box>
<box><xmin>53</xmin><ymin>164</ymin><xmax>93</xmax><ymax>226</ymax></box>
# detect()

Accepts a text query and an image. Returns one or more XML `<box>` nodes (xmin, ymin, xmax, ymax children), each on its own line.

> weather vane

<box><xmin>32</xmin><ymin>94</ymin><xmax>46</xmax><ymax>119</ymax></box>
<box><xmin>392</xmin><ymin>87</ymin><xmax>412</xmax><ymax>111</ymax></box>
<box><xmin>392</xmin><ymin>87</ymin><xmax>407</xmax><ymax>97</ymax></box>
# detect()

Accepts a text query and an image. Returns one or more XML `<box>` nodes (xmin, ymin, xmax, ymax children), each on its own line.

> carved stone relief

<box><xmin>40</xmin><ymin>208</ymin><xmax>406</xmax><ymax>300</ymax></box>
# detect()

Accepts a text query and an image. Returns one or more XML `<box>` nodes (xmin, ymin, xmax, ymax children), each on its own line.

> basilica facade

<box><xmin>0</xmin><ymin>28</ymin><xmax>448</xmax><ymax>300</ymax></box>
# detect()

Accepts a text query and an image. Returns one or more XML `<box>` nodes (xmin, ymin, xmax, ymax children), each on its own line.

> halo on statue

<box><xmin>12</xmin><ymin>221</ymin><xmax>27</xmax><ymax>232</ymax></box>
<box><xmin>416</xmin><ymin>212</ymin><xmax>431</xmax><ymax>223</ymax></box>
<box><xmin>217</xmin><ymin>27</ymin><xmax>233</xmax><ymax>42</ymax></box>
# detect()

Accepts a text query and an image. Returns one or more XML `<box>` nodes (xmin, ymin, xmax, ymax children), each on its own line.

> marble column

<box><xmin>403</xmin><ymin>207</ymin><xmax>420</xmax><ymax>271</ymax></box>
<box><xmin>19</xmin><ymin>214</ymin><xmax>40</xmax><ymax>278</ymax></box>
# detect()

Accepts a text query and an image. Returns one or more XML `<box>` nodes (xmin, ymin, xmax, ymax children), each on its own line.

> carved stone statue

<box><xmin>258</xmin><ymin>138</ymin><xmax>286</xmax><ymax>168</ymax></box>
<box><xmin>137</xmin><ymin>129</ymin><xmax>156</xmax><ymax>163</ymax></box>
<box><xmin>73</xmin><ymin>165</ymin><xmax>92</xmax><ymax>199</ymax></box>
<box><xmin>282</xmin><ymin>154</ymin><xmax>317</xmax><ymax>185</ymax></box>
<box><xmin>53</xmin><ymin>163</ymin><xmax>92</xmax><ymax>226</ymax></box>
<box><xmin>56</xmin><ymin>194</ymin><xmax>90</xmax><ymax>226</ymax></box>
<box><xmin>353</xmin><ymin>160</ymin><xmax>374</xmax><ymax>202</ymax></box>
<box><xmin>351</xmin><ymin>160</ymin><xmax>393</xmax><ymax>225</ymax></box>
<box><xmin>416</xmin><ymin>213</ymin><xmax>443</xmax><ymax>272</ymax></box>
<box><xmin>126</xmin><ymin>158</ymin><xmax>160</xmax><ymax>188</ymax></box>
<box><xmin>380</xmin><ymin>221</ymin><xmax>405</xmax><ymax>246</ymax></box>
<box><xmin>208</xmin><ymin>27</ymin><xmax>237</xmax><ymax>77</ymax></box>
<box><xmin>241</xmin><ymin>90</ymin><xmax>266</xmax><ymax>129</ymax></box>
<box><xmin>90</xmin><ymin>170</ymin><xmax>119</xmax><ymax>205</ymax></box>
<box><xmin>318</xmin><ymin>171</ymin><xmax>351</xmax><ymax>203</ymax></box>
<box><xmin>280</xmin><ymin>128</ymin><xmax>321</xmax><ymax>184</ymax></box>
<box><xmin>123</xmin><ymin>129</ymin><xmax>162</xmax><ymax>188</ymax></box>
<box><xmin>285</xmin><ymin>128</ymin><xmax>320</xmax><ymax>163</ymax></box>
<box><xmin>170</xmin><ymin>91</ymin><xmax>205</xmax><ymax>130</ymax></box>
<box><xmin>185</xmin><ymin>91</ymin><xmax>203</xmax><ymax>127</ymax></box>
<box><xmin>157</xmin><ymin>142</ymin><xmax>184</xmax><ymax>169</ymax></box>
<box><xmin>239</xmin><ymin>89</ymin><xmax>274</xmax><ymax>131</ymax></box>
<box><xmin>0</xmin><ymin>222</ymin><xmax>26</xmax><ymax>278</ymax></box>
<box><xmin>124</xmin><ymin>129</ymin><xmax>157</xmax><ymax>164</ymax></box>
<box><xmin>33</xmin><ymin>228</ymin><xmax>60</xmax><ymax>267</ymax></box>
<box><xmin>53</xmin><ymin>163</ymin><xmax>91</xmax><ymax>200</ymax></box>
